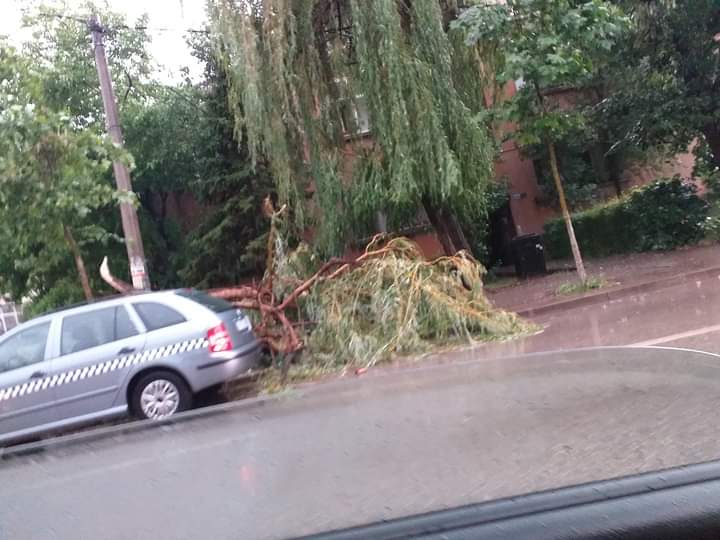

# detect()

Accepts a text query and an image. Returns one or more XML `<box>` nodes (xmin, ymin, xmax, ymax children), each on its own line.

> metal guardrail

<box><xmin>0</xmin><ymin>300</ymin><xmax>22</xmax><ymax>336</ymax></box>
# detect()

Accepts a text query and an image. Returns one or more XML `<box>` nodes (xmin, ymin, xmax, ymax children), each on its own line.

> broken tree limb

<box><xmin>100</xmin><ymin>256</ymin><xmax>133</xmax><ymax>294</ymax></box>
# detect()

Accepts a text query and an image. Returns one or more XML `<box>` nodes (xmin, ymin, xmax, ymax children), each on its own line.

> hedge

<box><xmin>543</xmin><ymin>177</ymin><xmax>709</xmax><ymax>260</ymax></box>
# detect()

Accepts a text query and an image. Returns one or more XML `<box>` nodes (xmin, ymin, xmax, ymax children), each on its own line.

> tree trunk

<box><xmin>422</xmin><ymin>197</ymin><xmax>456</xmax><ymax>256</ymax></box>
<box><xmin>443</xmin><ymin>208</ymin><xmax>472</xmax><ymax>253</ymax></box>
<box><xmin>375</xmin><ymin>211</ymin><xmax>388</xmax><ymax>233</ymax></box>
<box><xmin>63</xmin><ymin>225</ymin><xmax>94</xmax><ymax>301</ymax></box>
<box><xmin>547</xmin><ymin>141</ymin><xmax>587</xmax><ymax>283</ymax></box>
<box><xmin>589</xmin><ymin>143</ymin><xmax>622</xmax><ymax>197</ymax></box>
<box><xmin>703</xmin><ymin>124</ymin><xmax>720</xmax><ymax>169</ymax></box>
<box><xmin>314</xmin><ymin>13</ymin><xmax>351</xmax><ymax>145</ymax></box>
<box><xmin>607</xmin><ymin>151</ymin><xmax>623</xmax><ymax>198</ymax></box>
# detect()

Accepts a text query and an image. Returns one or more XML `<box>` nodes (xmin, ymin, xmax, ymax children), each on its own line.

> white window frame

<box><xmin>0</xmin><ymin>299</ymin><xmax>22</xmax><ymax>336</ymax></box>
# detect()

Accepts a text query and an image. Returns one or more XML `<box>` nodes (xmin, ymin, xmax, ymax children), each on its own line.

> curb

<box><xmin>0</xmin><ymin>392</ymin><xmax>277</xmax><ymax>460</ymax></box>
<box><xmin>515</xmin><ymin>265</ymin><xmax>720</xmax><ymax>318</ymax></box>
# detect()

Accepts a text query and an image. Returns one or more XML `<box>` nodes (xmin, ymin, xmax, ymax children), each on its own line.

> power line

<box><xmin>33</xmin><ymin>11</ymin><xmax>210</xmax><ymax>35</ymax></box>
<box><xmin>34</xmin><ymin>11</ymin><xmax>87</xmax><ymax>25</ymax></box>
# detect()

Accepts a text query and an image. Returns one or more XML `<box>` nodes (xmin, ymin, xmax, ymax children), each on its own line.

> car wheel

<box><xmin>130</xmin><ymin>371</ymin><xmax>192</xmax><ymax>420</ymax></box>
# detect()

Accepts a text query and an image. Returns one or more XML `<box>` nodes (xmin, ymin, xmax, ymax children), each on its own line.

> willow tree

<box><xmin>454</xmin><ymin>0</ymin><xmax>627</xmax><ymax>283</ymax></box>
<box><xmin>208</xmin><ymin>0</ymin><xmax>496</xmax><ymax>257</ymax></box>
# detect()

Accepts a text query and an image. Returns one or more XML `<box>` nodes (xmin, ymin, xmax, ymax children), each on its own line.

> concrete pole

<box><xmin>89</xmin><ymin>15</ymin><xmax>151</xmax><ymax>290</ymax></box>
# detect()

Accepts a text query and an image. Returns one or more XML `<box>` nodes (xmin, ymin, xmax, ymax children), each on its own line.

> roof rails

<box><xmin>38</xmin><ymin>290</ymin><xmax>155</xmax><ymax>318</ymax></box>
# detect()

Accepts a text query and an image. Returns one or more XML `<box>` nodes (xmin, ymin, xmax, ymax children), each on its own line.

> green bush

<box><xmin>543</xmin><ymin>177</ymin><xmax>708</xmax><ymax>259</ymax></box>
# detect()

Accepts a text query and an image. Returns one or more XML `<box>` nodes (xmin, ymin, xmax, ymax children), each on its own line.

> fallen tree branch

<box><xmin>100</xmin><ymin>257</ymin><xmax>133</xmax><ymax>294</ymax></box>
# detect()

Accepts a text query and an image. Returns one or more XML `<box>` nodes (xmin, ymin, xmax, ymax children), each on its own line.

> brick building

<box><xmin>0</xmin><ymin>298</ymin><xmax>22</xmax><ymax>336</ymax></box>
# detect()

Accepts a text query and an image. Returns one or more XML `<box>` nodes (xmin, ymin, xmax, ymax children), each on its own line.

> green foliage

<box><xmin>530</xmin><ymin>124</ymin><xmax>602</xmax><ymax>209</ymax></box>
<box><xmin>0</xmin><ymin>41</ymin><xmax>123</xmax><ymax>304</ymax></box>
<box><xmin>453</xmin><ymin>0</ymin><xmax>628</xmax><ymax>147</ymax></box>
<box><xmin>596</xmin><ymin>0</ymin><xmax>720</xmax><ymax>162</ymax></box>
<box><xmin>460</xmin><ymin>179</ymin><xmax>509</xmax><ymax>265</ymax></box>
<box><xmin>2</xmin><ymin>5</ymin><xmax>272</xmax><ymax>310</ymax></box>
<box><xmin>696</xmin><ymin>137</ymin><xmax>720</xmax><ymax>242</ymax></box>
<box><xmin>544</xmin><ymin>177</ymin><xmax>708</xmax><ymax>258</ymax></box>
<box><xmin>695</xmin><ymin>138</ymin><xmax>720</xmax><ymax>202</ymax></box>
<box><xmin>21</xmin><ymin>2</ymin><xmax>153</xmax><ymax>128</ymax></box>
<box><xmin>23</xmin><ymin>277</ymin><xmax>86</xmax><ymax>318</ymax></box>
<box><xmin>209</xmin><ymin>0</ymin><xmax>496</xmax><ymax>255</ymax></box>
<box><xmin>453</xmin><ymin>0</ymin><xmax>627</xmax><ymax>273</ymax></box>
<box><xmin>302</xmin><ymin>237</ymin><xmax>530</xmax><ymax>367</ymax></box>
<box><xmin>348</xmin><ymin>0</ymin><xmax>495</xmax><ymax>228</ymax></box>
<box><xmin>556</xmin><ymin>275</ymin><xmax>606</xmax><ymax>296</ymax></box>
<box><xmin>176</xmin><ymin>33</ymin><xmax>273</xmax><ymax>288</ymax></box>
<box><xmin>0</xmin><ymin>4</ymin><xmax>158</xmax><ymax>308</ymax></box>
<box><xmin>179</xmin><ymin>196</ymin><xmax>269</xmax><ymax>289</ymax></box>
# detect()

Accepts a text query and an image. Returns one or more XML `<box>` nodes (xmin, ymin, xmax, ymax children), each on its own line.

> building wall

<box><xmin>153</xmin><ymin>82</ymin><xmax>699</xmax><ymax>267</ymax></box>
<box><xmin>496</xmin><ymin>140</ymin><xmax>554</xmax><ymax>235</ymax></box>
<box><xmin>0</xmin><ymin>299</ymin><xmax>22</xmax><ymax>336</ymax></box>
<box><xmin>620</xmin><ymin>147</ymin><xmax>698</xmax><ymax>192</ymax></box>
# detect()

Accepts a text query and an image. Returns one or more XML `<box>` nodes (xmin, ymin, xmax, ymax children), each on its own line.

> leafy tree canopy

<box><xmin>20</xmin><ymin>1</ymin><xmax>153</xmax><ymax>128</ymax></box>
<box><xmin>208</xmin><ymin>0</ymin><xmax>497</xmax><ymax>256</ymax></box>
<box><xmin>454</xmin><ymin>0</ymin><xmax>627</xmax><ymax>146</ymax></box>
<box><xmin>0</xmin><ymin>42</ymin><xmax>122</xmax><ymax>308</ymax></box>
<box><xmin>453</xmin><ymin>0</ymin><xmax>628</xmax><ymax>282</ymax></box>
<box><xmin>597</xmin><ymin>0</ymin><xmax>720</xmax><ymax>165</ymax></box>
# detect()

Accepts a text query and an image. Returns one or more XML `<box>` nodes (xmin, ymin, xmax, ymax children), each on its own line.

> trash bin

<box><xmin>511</xmin><ymin>234</ymin><xmax>546</xmax><ymax>277</ymax></box>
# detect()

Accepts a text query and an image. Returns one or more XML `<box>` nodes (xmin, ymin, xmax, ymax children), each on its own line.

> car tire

<box><xmin>130</xmin><ymin>370</ymin><xmax>192</xmax><ymax>420</ymax></box>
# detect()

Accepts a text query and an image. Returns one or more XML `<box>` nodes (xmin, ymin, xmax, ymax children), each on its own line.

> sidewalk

<box><xmin>487</xmin><ymin>243</ymin><xmax>720</xmax><ymax>316</ymax></box>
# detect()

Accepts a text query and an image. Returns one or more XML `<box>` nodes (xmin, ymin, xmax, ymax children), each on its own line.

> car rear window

<box><xmin>175</xmin><ymin>289</ymin><xmax>235</xmax><ymax>313</ymax></box>
<box><xmin>61</xmin><ymin>307</ymin><xmax>115</xmax><ymax>355</ymax></box>
<box><xmin>133</xmin><ymin>302</ymin><xmax>187</xmax><ymax>331</ymax></box>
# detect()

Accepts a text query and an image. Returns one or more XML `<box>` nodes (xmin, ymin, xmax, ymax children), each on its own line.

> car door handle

<box><xmin>117</xmin><ymin>346</ymin><xmax>136</xmax><ymax>355</ymax></box>
<box><xmin>29</xmin><ymin>371</ymin><xmax>46</xmax><ymax>379</ymax></box>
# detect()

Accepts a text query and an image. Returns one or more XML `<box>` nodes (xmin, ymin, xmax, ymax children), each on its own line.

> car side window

<box><xmin>115</xmin><ymin>306</ymin><xmax>139</xmax><ymax>340</ymax></box>
<box><xmin>132</xmin><ymin>302</ymin><xmax>186</xmax><ymax>332</ymax></box>
<box><xmin>61</xmin><ymin>307</ymin><xmax>116</xmax><ymax>356</ymax></box>
<box><xmin>0</xmin><ymin>322</ymin><xmax>51</xmax><ymax>373</ymax></box>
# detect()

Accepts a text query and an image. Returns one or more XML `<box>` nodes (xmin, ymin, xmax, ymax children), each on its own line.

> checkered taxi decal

<box><xmin>0</xmin><ymin>337</ymin><xmax>208</xmax><ymax>403</ymax></box>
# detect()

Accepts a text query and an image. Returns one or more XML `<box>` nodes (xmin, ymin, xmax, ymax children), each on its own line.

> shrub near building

<box><xmin>543</xmin><ymin>177</ymin><xmax>709</xmax><ymax>259</ymax></box>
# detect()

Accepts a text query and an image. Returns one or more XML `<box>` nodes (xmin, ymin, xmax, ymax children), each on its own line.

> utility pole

<box><xmin>89</xmin><ymin>15</ymin><xmax>151</xmax><ymax>290</ymax></box>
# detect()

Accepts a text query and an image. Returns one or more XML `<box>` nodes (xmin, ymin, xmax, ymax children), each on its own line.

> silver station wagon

<box><xmin>0</xmin><ymin>289</ymin><xmax>260</xmax><ymax>445</ymax></box>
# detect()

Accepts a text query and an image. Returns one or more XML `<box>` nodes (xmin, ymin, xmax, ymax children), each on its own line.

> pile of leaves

<box><xmin>103</xmin><ymin>201</ymin><xmax>529</xmax><ymax>378</ymax></box>
<box><xmin>212</xmin><ymin>229</ymin><xmax>529</xmax><ymax>371</ymax></box>
<box><xmin>302</xmin><ymin>236</ymin><xmax>528</xmax><ymax>368</ymax></box>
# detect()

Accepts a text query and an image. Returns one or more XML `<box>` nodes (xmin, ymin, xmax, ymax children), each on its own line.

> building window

<box><xmin>335</xmin><ymin>78</ymin><xmax>371</xmax><ymax>137</ymax></box>
<box><xmin>0</xmin><ymin>299</ymin><xmax>22</xmax><ymax>336</ymax></box>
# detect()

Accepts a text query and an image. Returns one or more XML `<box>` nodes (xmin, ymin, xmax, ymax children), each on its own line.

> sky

<box><xmin>0</xmin><ymin>0</ymin><xmax>208</xmax><ymax>81</ymax></box>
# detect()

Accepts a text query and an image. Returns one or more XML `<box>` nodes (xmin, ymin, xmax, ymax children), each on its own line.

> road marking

<box><xmin>629</xmin><ymin>323</ymin><xmax>720</xmax><ymax>347</ymax></box>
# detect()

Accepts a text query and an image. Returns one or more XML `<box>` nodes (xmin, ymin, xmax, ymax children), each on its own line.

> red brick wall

<box><xmin>344</xmin><ymin>232</ymin><xmax>445</xmax><ymax>261</ymax></box>
<box><xmin>496</xmin><ymin>141</ymin><xmax>555</xmax><ymax>235</ymax></box>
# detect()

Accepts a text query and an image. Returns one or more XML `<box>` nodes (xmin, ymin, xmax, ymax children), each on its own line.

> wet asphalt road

<box><xmin>5</xmin><ymin>277</ymin><xmax>720</xmax><ymax>538</ymax></box>
<box><xmin>4</xmin><ymin>345</ymin><xmax>720</xmax><ymax>539</ymax></box>
<box><xmin>480</xmin><ymin>273</ymin><xmax>720</xmax><ymax>358</ymax></box>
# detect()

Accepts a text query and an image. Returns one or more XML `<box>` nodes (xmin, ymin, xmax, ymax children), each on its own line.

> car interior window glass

<box><xmin>174</xmin><ymin>289</ymin><xmax>234</xmax><ymax>313</ymax></box>
<box><xmin>115</xmin><ymin>306</ymin><xmax>138</xmax><ymax>340</ymax></box>
<box><xmin>0</xmin><ymin>322</ymin><xmax>51</xmax><ymax>373</ymax></box>
<box><xmin>61</xmin><ymin>307</ymin><xmax>116</xmax><ymax>356</ymax></box>
<box><xmin>133</xmin><ymin>302</ymin><xmax>186</xmax><ymax>332</ymax></box>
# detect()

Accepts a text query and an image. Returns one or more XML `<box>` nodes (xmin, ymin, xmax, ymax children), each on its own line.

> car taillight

<box><xmin>207</xmin><ymin>323</ymin><xmax>233</xmax><ymax>353</ymax></box>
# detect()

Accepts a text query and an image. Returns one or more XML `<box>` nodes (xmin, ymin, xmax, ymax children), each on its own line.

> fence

<box><xmin>0</xmin><ymin>299</ymin><xmax>22</xmax><ymax>336</ymax></box>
